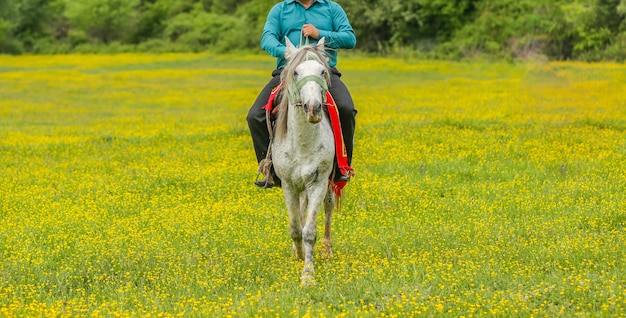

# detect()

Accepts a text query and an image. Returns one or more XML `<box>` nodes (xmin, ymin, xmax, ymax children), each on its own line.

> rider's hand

<box><xmin>302</xmin><ymin>24</ymin><xmax>320</xmax><ymax>39</ymax></box>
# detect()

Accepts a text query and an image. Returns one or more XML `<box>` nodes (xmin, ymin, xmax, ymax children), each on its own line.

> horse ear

<box><xmin>316</xmin><ymin>37</ymin><xmax>326</xmax><ymax>51</ymax></box>
<box><xmin>285</xmin><ymin>36</ymin><xmax>296</xmax><ymax>59</ymax></box>
<box><xmin>316</xmin><ymin>37</ymin><xmax>329</xmax><ymax>62</ymax></box>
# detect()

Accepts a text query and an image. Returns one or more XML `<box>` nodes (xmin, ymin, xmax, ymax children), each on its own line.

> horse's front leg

<box><xmin>282</xmin><ymin>186</ymin><xmax>303</xmax><ymax>260</ymax></box>
<box><xmin>301</xmin><ymin>184</ymin><xmax>327</xmax><ymax>285</ymax></box>
<box><xmin>294</xmin><ymin>192</ymin><xmax>307</xmax><ymax>259</ymax></box>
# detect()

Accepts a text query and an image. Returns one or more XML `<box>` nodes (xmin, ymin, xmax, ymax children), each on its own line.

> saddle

<box><xmin>265</xmin><ymin>82</ymin><xmax>285</xmax><ymax>117</ymax></box>
<box><xmin>260</xmin><ymin>82</ymin><xmax>354</xmax><ymax>195</ymax></box>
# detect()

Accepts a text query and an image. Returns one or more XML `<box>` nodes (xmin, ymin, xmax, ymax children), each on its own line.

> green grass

<box><xmin>1</xmin><ymin>54</ymin><xmax>625</xmax><ymax>316</ymax></box>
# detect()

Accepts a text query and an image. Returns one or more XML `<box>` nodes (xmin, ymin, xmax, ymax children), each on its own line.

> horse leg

<box><xmin>293</xmin><ymin>192</ymin><xmax>307</xmax><ymax>259</ymax></box>
<box><xmin>299</xmin><ymin>192</ymin><xmax>308</xmax><ymax>229</ymax></box>
<box><xmin>283</xmin><ymin>186</ymin><xmax>303</xmax><ymax>260</ymax></box>
<box><xmin>322</xmin><ymin>187</ymin><xmax>335</xmax><ymax>259</ymax></box>
<box><xmin>301</xmin><ymin>185</ymin><xmax>326</xmax><ymax>285</ymax></box>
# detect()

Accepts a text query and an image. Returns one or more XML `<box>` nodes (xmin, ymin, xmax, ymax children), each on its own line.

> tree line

<box><xmin>1</xmin><ymin>0</ymin><xmax>625</xmax><ymax>61</ymax></box>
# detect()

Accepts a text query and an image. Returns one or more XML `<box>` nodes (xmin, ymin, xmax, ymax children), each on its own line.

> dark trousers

<box><xmin>247</xmin><ymin>68</ymin><xmax>357</xmax><ymax>166</ymax></box>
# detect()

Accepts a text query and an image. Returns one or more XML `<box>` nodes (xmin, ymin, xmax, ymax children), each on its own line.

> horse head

<box><xmin>283</xmin><ymin>37</ymin><xmax>331</xmax><ymax>124</ymax></box>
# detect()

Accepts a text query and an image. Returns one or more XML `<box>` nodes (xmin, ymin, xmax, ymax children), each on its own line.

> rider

<box><xmin>247</xmin><ymin>0</ymin><xmax>357</xmax><ymax>188</ymax></box>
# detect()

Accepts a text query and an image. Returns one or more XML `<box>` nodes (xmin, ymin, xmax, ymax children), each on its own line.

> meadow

<box><xmin>1</xmin><ymin>53</ymin><xmax>625</xmax><ymax>317</ymax></box>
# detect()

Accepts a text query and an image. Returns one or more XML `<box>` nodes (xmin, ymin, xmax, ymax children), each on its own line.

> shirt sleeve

<box><xmin>260</xmin><ymin>4</ymin><xmax>286</xmax><ymax>58</ymax></box>
<box><xmin>318</xmin><ymin>3</ymin><xmax>356</xmax><ymax>50</ymax></box>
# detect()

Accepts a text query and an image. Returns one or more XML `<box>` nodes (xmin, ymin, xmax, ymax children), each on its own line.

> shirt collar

<box><xmin>285</xmin><ymin>0</ymin><xmax>327</xmax><ymax>3</ymax></box>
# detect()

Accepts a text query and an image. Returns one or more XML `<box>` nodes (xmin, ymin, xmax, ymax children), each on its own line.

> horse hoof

<box><xmin>301</xmin><ymin>274</ymin><xmax>316</xmax><ymax>287</ymax></box>
<box><xmin>322</xmin><ymin>248</ymin><xmax>332</xmax><ymax>259</ymax></box>
<box><xmin>301</xmin><ymin>264</ymin><xmax>315</xmax><ymax>286</ymax></box>
<box><xmin>321</xmin><ymin>239</ymin><xmax>333</xmax><ymax>259</ymax></box>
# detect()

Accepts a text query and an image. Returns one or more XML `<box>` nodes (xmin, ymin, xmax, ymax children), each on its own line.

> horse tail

<box><xmin>334</xmin><ymin>192</ymin><xmax>343</xmax><ymax>211</ymax></box>
<box><xmin>329</xmin><ymin>182</ymin><xmax>345</xmax><ymax>211</ymax></box>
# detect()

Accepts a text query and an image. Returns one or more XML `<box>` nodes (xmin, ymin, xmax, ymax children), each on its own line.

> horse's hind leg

<box><xmin>322</xmin><ymin>187</ymin><xmax>335</xmax><ymax>259</ymax></box>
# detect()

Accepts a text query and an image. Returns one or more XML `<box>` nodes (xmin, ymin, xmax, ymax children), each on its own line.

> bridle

<box><xmin>288</xmin><ymin>73</ymin><xmax>329</xmax><ymax>108</ymax></box>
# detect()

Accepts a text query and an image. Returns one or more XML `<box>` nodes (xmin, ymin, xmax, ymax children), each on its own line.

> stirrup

<box><xmin>333</xmin><ymin>174</ymin><xmax>350</xmax><ymax>183</ymax></box>
<box><xmin>254</xmin><ymin>178</ymin><xmax>280</xmax><ymax>188</ymax></box>
<box><xmin>255</xmin><ymin>178</ymin><xmax>271</xmax><ymax>188</ymax></box>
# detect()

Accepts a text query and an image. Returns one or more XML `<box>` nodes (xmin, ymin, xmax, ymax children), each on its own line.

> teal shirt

<box><xmin>260</xmin><ymin>0</ymin><xmax>356</xmax><ymax>69</ymax></box>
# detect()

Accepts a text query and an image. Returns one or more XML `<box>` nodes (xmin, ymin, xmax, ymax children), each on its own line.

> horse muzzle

<box><xmin>305</xmin><ymin>101</ymin><xmax>323</xmax><ymax>123</ymax></box>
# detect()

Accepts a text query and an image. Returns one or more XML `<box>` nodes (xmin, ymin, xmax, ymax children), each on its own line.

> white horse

<box><xmin>272</xmin><ymin>37</ymin><xmax>336</xmax><ymax>285</ymax></box>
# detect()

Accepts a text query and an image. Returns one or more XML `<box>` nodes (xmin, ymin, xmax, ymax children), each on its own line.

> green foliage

<box><xmin>209</xmin><ymin>0</ymin><xmax>239</xmax><ymax>14</ymax></box>
<box><xmin>67</xmin><ymin>29</ymin><xmax>88</xmax><ymax>47</ymax></box>
<box><xmin>0</xmin><ymin>20</ymin><xmax>23</xmax><ymax>54</ymax></box>
<box><xmin>0</xmin><ymin>0</ymin><xmax>624</xmax><ymax>61</ymax></box>
<box><xmin>0</xmin><ymin>18</ymin><xmax>13</xmax><ymax>45</ymax></box>
<box><xmin>0</xmin><ymin>0</ymin><xmax>19</xmax><ymax>53</ymax></box>
<box><xmin>132</xmin><ymin>0</ymin><xmax>174</xmax><ymax>43</ymax></box>
<box><xmin>63</xmin><ymin>0</ymin><xmax>140</xmax><ymax>43</ymax></box>
<box><xmin>14</xmin><ymin>0</ymin><xmax>54</xmax><ymax>36</ymax></box>
<box><xmin>441</xmin><ymin>0</ymin><xmax>554</xmax><ymax>59</ymax></box>
<box><xmin>30</xmin><ymin>36</ymin><xmax>71</xmax><ymax>53</ymax></box>
<box><xmin>225</xmin><ymin>0</ymin><xmax>277</xmax><ymax>51</ymax></box>
<box><xmin>619</xmin><ymin>0</ymin><xmax>626</xmax><ymax>14</ymax></box>
<box><xmin>340</xmin><ymin>0</ymin><xmax>475</xmax><ymax>52</ymax></box>
<box><xmin>164</xmin><ymin>7</ymin><xmax>242</xmax><ymax>52</ymax></box>
<box><xmin>561</xmin><ymin>1</ymin><xmax>609</xmax><ymax>56</ymax></box>
<box><xmin>545</xmin><ymin>0</ymin><xmax>626</xmax><ymax>61</ymax></box>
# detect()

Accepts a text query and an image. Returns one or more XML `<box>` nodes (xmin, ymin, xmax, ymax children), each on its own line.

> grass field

<box><xmin>1</xmin><ymin>53</ymin><xmax>625</xmax><ymax>317</ymax></box>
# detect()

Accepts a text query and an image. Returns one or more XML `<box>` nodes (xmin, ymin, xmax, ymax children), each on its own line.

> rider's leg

<box><xmin>247</xmin><ymin>69</ymin><xmax>282</xmax><ymax>163</ymax></box>
<box><xmin>328</xmin><ymin>69</ymin><xmax>357</xmax><ymax>169</ymax></box>
<box><xmin>247</xmin><ymin>69</ymin><xmax>282</xmax><ymax>187</ymax></box>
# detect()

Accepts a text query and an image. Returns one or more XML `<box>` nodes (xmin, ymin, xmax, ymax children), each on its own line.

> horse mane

<box><xmin>274</xmin><ymin>44</ymin><xmax>331</xmax><ymax>141</ymax></box>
